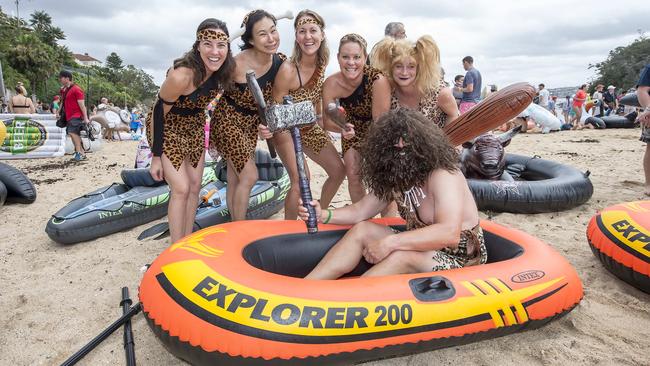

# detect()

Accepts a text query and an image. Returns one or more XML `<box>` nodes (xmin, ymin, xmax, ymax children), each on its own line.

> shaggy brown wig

<box><xmin>360</xmin><ymin>108</ymin><xmax>459</xmax><ymax>201</ymax></box>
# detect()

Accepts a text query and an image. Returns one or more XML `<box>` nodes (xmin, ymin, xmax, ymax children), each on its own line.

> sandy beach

<box><xmin>1</xmin><ymin>127</ymin><xmax>649</xmax><ymax>366</ymax></box>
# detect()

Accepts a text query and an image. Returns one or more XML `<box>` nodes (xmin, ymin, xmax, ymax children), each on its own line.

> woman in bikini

<box><xmin>8</xmin><ymin>83</ymin><xmax>36</xmax><ymax>114</ymax></box>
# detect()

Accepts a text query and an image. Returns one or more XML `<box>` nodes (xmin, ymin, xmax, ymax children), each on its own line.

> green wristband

<box><xmin>323</xmin><ymin>209</ymin><xmax>332</xmax><ymax>224</ymax></box>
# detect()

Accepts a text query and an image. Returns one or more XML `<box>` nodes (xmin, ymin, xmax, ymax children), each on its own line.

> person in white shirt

<box><xmin>538</xmin><ymin>83</ymin><xmax>550</xmax><ymax>110</ymax></box>
<box><xmin>592</xmin><ymin>84</ymin><xmax>605</xmax><ymax>116</ymax></box>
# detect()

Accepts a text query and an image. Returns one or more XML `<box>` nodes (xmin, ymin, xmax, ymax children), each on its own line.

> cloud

<box><xmin>2</xmin><ymin>0</ymin><xmax>648</xmax><ymax>89</ymax></box>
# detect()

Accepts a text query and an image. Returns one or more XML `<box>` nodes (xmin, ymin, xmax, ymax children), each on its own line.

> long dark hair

<box><xmin>173</xmin><ymin>18</ymin><xmax>235</xmax><ymax>89</ymax></box>
<box><xmin>240</xmin><ymin>10</ymin><xmax>277</xmax><ymax>51</ymax></box>
<box><xmin>360</xmin><ymin>108</ymin><xmax>459</xmax><ymax>201</ymax></box>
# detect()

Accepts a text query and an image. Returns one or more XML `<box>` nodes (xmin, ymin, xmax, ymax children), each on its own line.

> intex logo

<box><xmin>511</xmin><ymin>270</ymin><xmax>545</xmax><ymax>283</ymax></box>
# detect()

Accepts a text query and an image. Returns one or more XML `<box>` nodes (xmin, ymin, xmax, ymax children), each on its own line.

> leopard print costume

<box><xmin>390</xmin><ymin>79</ymin><xmax>448</xmax><ymax>128</ymax></box>
<box><xmin>393</xmin><ymin>189</ymin><xmax>488</xmax><ymax>270</ymax></box>
<box><xmin>287</xmin><ymin>63</ymin><xmax>331</xmax><ymax>154</ymax></box>
<box><xmin>211</xmin><ymin>53</ymin><xmax>285</xmax><ymax>173</ymax></box>
<box><xmin>145</xmin><ymin>73</ymin><xmax>220</xmax><ymax>170</ymax></box>
<box><xmin>339</xmin><ymin>66</ymin><xmax>383</xmax><ymax>154</ymax></box>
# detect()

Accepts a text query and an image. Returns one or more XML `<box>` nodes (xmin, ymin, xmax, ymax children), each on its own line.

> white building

<box><xmin>73</xmin><ymin>53</ymin><xmax>102</xmax><ymax>67</ymax></box>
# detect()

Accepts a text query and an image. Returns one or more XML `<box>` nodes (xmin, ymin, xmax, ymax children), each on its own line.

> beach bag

<box><xmin>56</xmin><ymin>84</ymin><xmax>75</xmax><ymax>128</ymax></box>
<box><xmin>135</xmin><ymin>139</ymin><xmax>153</xmax><ymax>168</ymax></box>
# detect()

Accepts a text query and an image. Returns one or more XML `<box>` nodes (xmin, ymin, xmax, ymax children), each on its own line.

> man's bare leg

<box><xmin>69</xmin><ymin>133</ymin><xmax>83</xmax><ymax>154</ymax></box>
<box><xmin>362</xmin><ymin>250</ymin><xmax>448</xmax><ymax>277</ymax></box>
<box><xmin>306</xmin><ymin>221</ymin><xmax>394</xmax><ymax>280</ymax></box>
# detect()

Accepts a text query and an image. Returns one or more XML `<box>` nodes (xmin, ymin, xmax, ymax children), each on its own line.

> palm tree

<box><xmin>29</xmin><ymin>10</ymin><xmax>64</xmax><ymax>46</ymax></box>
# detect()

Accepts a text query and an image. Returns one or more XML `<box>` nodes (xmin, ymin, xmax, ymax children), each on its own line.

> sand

<box><xmin>1</xmin><ymin>128</ymin><xmax>649</xmax><ymax>366</ymax></box>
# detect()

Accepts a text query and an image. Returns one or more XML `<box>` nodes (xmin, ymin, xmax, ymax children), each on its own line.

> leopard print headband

<box><xmin>295</xmin><ymin>17</ymin><xmax>322</xmax><ymax>29</ymax></box>
<box><xmin>196</xmin><ymin>29</ymin><xmax>229</xmax><ymax>42</ymax></box>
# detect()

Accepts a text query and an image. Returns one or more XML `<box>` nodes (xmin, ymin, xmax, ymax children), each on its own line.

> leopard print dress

<box><xmin>393</xmin><ymin>189</ymin><xmax>488</xmax><ymax>271</ymax></box>
<box><xmin>339</xmin><ymin>66</ymin><xmax>383</xmax><ymax>154</ymax></box>
<box><xmin>211</xmin><ymin>53</ymin><xmax>285</xmax><ymax>173</ymax></box>
<box><xmin>390</xmin><ymin>79</ymin><xmax>448</xmax><ymax>128</ymax></box>
<box><xmin>288</xmin><ymin>64</ymin><xmax>331</xmax><ymax>154</ymax></box>
<box><xmin>145</xmin><ymin>73</ymin><xmax>220</xmax><ymax>170</ymax></box>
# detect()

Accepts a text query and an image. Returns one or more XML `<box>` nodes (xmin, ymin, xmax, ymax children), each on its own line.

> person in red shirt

<box><xmin>570</xmin><ymin>84</ymin><xmax>587</xmax><ymax>129</ymax></box>
<box><xmin>58</xmin><ymin>70</ymin><xmax>90</xmax><ymax>161</ymax></box>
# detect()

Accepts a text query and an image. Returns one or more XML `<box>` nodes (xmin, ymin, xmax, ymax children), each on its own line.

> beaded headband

<box><xmin>340</xmin><ymin>33</ymin><xmax>367</xmax><ymax>50</ymax></box>
<box><xmin>295</xmin><ymin>17</ymin><xmax>321</xmax><ymax>29</ymax></box>
<box><xmin>196</xmin><ymin>29</ymin><xmax>229</xmax><ymax>42</ymax></box>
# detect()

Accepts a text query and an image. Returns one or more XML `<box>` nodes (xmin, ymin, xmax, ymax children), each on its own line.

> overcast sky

<box><xmin>2</xmin><ymin>0</ymin><xmax>648</xmax><ymax>90</ymax></box>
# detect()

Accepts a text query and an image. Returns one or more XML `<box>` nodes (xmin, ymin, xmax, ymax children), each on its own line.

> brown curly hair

<box><xmin>360</xmin><ymin>108</ymin><xmax>459</xmax><ymax>201</ymax></box>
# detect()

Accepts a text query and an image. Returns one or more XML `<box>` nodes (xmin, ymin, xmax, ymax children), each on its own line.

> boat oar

<box><xmin>121</xmin><ymin>287</ymin><xmax>136</xmax><ymax>366</ymax></box>
<box><xmin>138</xmin><ymin>188</ymin><xmax>217</xmax><ymax>241</ymax></box>
<box><xmin>60</xmin><ymin>302</ymin><xmax>142</xmax><ymax>366</ymax></box>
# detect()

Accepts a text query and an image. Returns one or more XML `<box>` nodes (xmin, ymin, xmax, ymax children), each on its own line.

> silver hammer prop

<box><xmin>266</xmin><ymin>97</ymin><xmax>319</xmax><ymax>233</ymax></box>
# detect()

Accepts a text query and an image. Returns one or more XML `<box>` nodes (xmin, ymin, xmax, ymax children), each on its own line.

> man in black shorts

<box><xmin>59</xmin><ymin>70</ymin><xmax>90</xmax><ymax>161</ymax></box>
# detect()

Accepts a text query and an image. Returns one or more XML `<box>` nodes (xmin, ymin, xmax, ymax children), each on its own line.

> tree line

<box><xmin>0</xmin><ymin>7</ymin><xmax>158</xmax><ymax>109</ymax></box>
<box><xmin>589</xmin><ymin>33</ymin><xmax>649</xmax><ymax>93</ymax></box>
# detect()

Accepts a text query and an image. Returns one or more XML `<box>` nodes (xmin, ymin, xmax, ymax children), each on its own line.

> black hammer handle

<box><xmin>246</xmin><ymin>70</ymin><xmax>277</xmax><ymax>158</ymax></box>
<box><xmin>283</xmin><ymin>96</ymin><xmax>318</xmax><ymax>233</ymax></box>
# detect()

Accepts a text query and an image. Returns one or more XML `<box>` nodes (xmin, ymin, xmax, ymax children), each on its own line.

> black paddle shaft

<box><xmin>121</xmin><ymin>287</ymin><xmax>137</xmax><ymax>366</ymax></box>
<box><xmin>284</xmin><ymin>96</ymin><xmax>318</xmax><ymax>233</ymax></box>
<box><xmin>60</xmin><ymin>302</ymin><xmax>142</xmax><ymax>366</ymax></box>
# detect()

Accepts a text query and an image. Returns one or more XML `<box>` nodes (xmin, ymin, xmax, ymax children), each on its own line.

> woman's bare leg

<box><xmin>230</xmin><ymin>157</ymin><xmax>259</xmax><ymax>221</ymax></box>
<box><xmin>343</xmin><ymin>148</ymin><xmax>366</xmax><ymax>203</ymax></box>
<box><xmin>305</xmin><ymin>143</ymin><xmax>345</xmax><ymax>208</ymax></box>
<box><xmin>182</xmin><ymin>152</ymin><xmax>205</xmax><ymax>236</ymax></box>
<box><xmin>161</xmin><ymin>155</ymin><xmax>191</xmax><ymax>243</ymax></box>
<box><xmin>274</xmin><ymin>132</ymin><xmax>302</xmax><ymax>220</ymax></box>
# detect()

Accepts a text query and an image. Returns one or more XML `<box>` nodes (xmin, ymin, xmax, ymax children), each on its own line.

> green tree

<box><xmin>105</xmin><ymin>52</ymin><xmax>124</xmax><ymax>83</ymax></box>
<box><xmin>5</xmin><ymin>32</ymin><xmax>60</xmax><ymax>96</ymax></box>
<box><xmin>119</xmin><ymin>64</ymin><xmax>158</xmax><ymax>101</ymax></box>
<box><xmin>590</xmin><ymin>34</ymin><xmax>650</xmax><ymax>92</ymax></box>
<box><xmin>1</xmin><ymin>7</ymin><xmax>158</xmax><ymax>108</ymax></box>
<box><xmin>29</xmin><ymin>10</ymin><xmax>65</xmax><ymax>47</ymax></box>
<box><xmin>106</xmin><ymin>52</ymin><xmax>124</xmax><ymax>71</ymax></box>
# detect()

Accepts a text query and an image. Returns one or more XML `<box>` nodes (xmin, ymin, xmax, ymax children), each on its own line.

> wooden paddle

<box><xmin>443</xmin><ymin>82</ymin><xmax>536</xmax><ymax>145</ymax></box>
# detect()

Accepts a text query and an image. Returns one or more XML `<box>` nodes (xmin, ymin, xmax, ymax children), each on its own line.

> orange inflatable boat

<box><xmin>139</xmin><ymin>218</ymin><xmax>583</xmax><ymax>365</ymax></box>
<box><xmin>587</xmin><ymin>201</ymin><xmax>650</xmax><ymax>293</ymax></box>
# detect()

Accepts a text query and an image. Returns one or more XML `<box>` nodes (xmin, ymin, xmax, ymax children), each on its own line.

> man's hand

<box><xmin>362</xmin><ymin>236</ymin><xmax>395</xmax><ymax>264</ymax></box>
<box><xmin>298</xmin><ymin>199</ymin><xmax>322</xmax><ymax>223</ymax></box>
<box><xmin>638</xmin><ymin>110</ymin><xmax>650</xmax><ymax>127</ymax></box>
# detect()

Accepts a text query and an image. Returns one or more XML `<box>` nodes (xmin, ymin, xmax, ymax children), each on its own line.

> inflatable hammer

<box><xmin>229</xmin><ymin>10</ymin><xmax>294</xmax><ymax>41</ymax></box>
<box><xmin>266</xmin><ymin>97</ymin><xmax>319</xmax><ymax>234</ymax></box>
<box><xmin>246</xmin><ymin>70</ymin><xmax>278</xmax><ymax>158</ymax></box>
